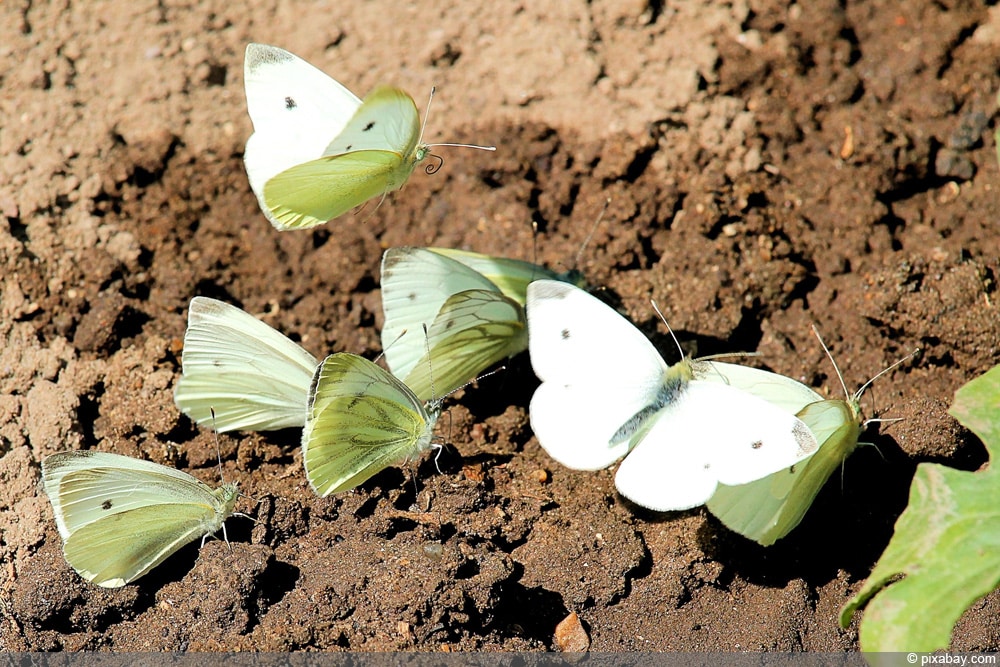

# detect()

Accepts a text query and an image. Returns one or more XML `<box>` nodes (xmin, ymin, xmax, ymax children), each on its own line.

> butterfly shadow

<box><xmin>695</xmin><ymin>432</ymin><xmax>920</xmax><ymax>589</ymax></box>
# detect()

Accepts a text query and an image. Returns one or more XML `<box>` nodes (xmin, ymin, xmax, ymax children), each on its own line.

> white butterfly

<box><xmin>174</xmin><ymin>297</ymin><xmax>318</xmax><ymax>432</ymax></box>
<box><xmin>42</xmin><ymin>451</ymin><xmax>239</xmax><ymax>587</ymax></box>
<box><xmin>243</xmin><ymin>43</ymin><xmax>493</xmax><ymax>231</ymax></box>
<box><xmin>526</xmin><ymin>280</ymin><xmax>820</xmax><ymax>511</ymax></box>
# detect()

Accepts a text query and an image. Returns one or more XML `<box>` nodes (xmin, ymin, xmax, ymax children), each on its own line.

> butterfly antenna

<box><xmin>650</xmin><ymin>299</ymin><xmax>685</xmax><ymax>361</ymax></box>
<box><xmin>420</xmin><ymin>86</ymin><xmax>496</xmax><ymax>154</ymax></box>
<box><xmin>377</xmin><ymin>328</ymin><xmax>409</xmax><ymax>364</ymax></box>
<box><xmin>852</xmin><ymin>348</ymin><xmax>920</xmax><ymax>403</ymax></box>
<box><xmin>210</xmin><ymin>408</ymin><xmax>227</xmax><ymax>485</ymax></box>
<box><xmin>530</xmin><ymin>220</ymin><xmax>541</xmax><ymax>277</ymax></box>
<box><xmin>811</xmin><ymin>325</ymin><xmax>851</xmax><ymax>401</ymax></box>
<box><xmin>448</xmin><ymin>366</ymin><xmax>507</xmax><ymax>398</ymax></box>
<box><xmin>572</xmin><ymin>197</ymin><xmax>610</xmax><ymax>273</ymax></box>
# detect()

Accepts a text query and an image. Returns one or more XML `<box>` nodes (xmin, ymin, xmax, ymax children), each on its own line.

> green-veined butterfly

<box><xmin>706</xmin><ymin>336</ymin><xmax>915</xmax><ymax>545</ymax></box>
<box><xmin>243</xmin><ymin>43</ymin><xmax>493</xmax><ymax>231</ymax></box>
<box><xmin>41</xmin><ymin>451</ymin><xmax>239</xmax><ymax>588</ymax></box>
<box><xmin>173</xmin><ymin>297</ymin><xmax>318</xmax><ymax>432</ymax></box>
<box><xmin>379</xmin><ymin>247</ymin><xmax>587</xmax><ymax>402</ymax></box>
<box><xmin>526</xmin><ymin>280</ymin><xmax>820</xmax><ymax>511</ymax></box>
<box><xmin>302</xmin><ymin>352</ymin><xmax>441</xmax><ymax>497</ymax></box>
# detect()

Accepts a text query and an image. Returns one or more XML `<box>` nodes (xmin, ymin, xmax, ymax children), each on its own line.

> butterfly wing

<box><xmin>63</xmin><ymin>502</ymin><xmax>225</xmax><ymax>588</ymax></box>
<box><xmin>428</xmin><ymin>248</ymin><xmax>568</xmax><ymax>306</ymax></box>
<box><xmin>696</xmin><ymin>361</ymin><xmax>824</xmax><ymax>414</ymax></box>
<box><xmin>706</xmin><ymin>398</ymin><xmax>863</xmax><ymax>545</ymax></box>
<box><xmin>174</xmin><ymin>297</ymin><xmax>318</xmax><ymax>432</ymax></box>
<box><xmin>243</xmin><ymin>43</ymin><xmax>362</xmax><ymax>228</ymax></box>
<box><xmin>380</xmin><ymin>247</ymin><xmax>501</xmax><ymax>381</ymax></box>
<box><xmin>614</xmin><ymin>381</ymin><xmax>820</xmax><ymax>511</ymax></box>
<box><xmin>302</xmin><ymin>353</ymin><xmax>436</xmax><ymax>497</ymax></box>
<box><xmin>259</xmin><ymin>87</ymin><xmax>423</xmax><ymax>231</ymax></box>
<box><xmin>324</xmin><ymin>86</ymin><xmax>421</xmax><ymax>158</ymax></box>
<box><xmin>526</xmin><ymin>280</ymin><xmax>673</xmax><ymax>470</ymax></box>
<box><xmin>41</xmin><ymin>451</ymin><xmax>238</xmax><ymax>587</ymax></box>
<box><xmin>401</xmin><ymin>288</ymin><xmax>526</xmax><ymax>401</ymax></box>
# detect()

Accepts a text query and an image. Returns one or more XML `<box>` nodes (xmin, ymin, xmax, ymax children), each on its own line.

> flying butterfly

<box><xmin>243</xmin><ymin>43</ymin><xmax>494</xmax><ymax>231</ymax></box>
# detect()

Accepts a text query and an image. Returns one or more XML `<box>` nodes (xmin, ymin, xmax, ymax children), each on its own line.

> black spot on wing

<box><xmin>363</xmin><ymin>121</ymin><xmax>375</xmax><ymax>131</ymax></box>
<box><xmin>345</xmin><ymin>144</ymin><xmax>353</xmax><ymax>151</ymax></box>
<box><xmin>284</xmin><ymin>96</ymin><xmax>297</xmax><ymax>110</ymax></box>
<box><xmin>101</xmin><ymin>499</ymin><xmax>113</xmax><ymax>510</ymax></box>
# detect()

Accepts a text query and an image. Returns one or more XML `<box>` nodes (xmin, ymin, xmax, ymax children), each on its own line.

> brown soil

<box><xmin>2</xmin><ymin>0</ymin><xmax>999</xmax><ymax>653</ymax></box>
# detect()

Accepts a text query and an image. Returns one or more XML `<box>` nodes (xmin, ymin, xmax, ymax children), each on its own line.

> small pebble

<box><xmin>554</xmin><ymin>612</ymin><xmax>590</xmax><ymax>652</ymax></box>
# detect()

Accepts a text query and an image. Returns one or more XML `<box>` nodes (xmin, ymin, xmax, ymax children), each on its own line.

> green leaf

<box><xmin>839</xmin><ymin>364</ymin><xmax>1000</xmax><ymax>651</ymax></box>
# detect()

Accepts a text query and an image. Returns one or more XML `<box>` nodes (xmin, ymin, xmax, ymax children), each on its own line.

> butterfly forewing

<box><xmin>696</xmin><ymin>361</ymin><xmax>824</xmax><ymax>415</ymax></box>
<box><xmin>526</xmin><ymin>280</ymin><xmax>676</xmax><ymax>470</ymax></box>
<box><xmin>302</xmin><ymin>353</ymin><xmax>436</xmax><ymax>497</ymax></box>
<box><xmin>324</xmin><ymin>86</ymin><xmax>421</xmax><ymax>159</ymax></box>
<box><xmin>174</xmin><ymin>297</ymin><xmax>318</xmax><ymax>432</ymax></box>
<box><xmin>706</xmin><ymin>398</ymin><xmax>863</xmax><ymax>545</ymax></box>
<box><xmin>429</xmin><ymin>248</ymin><xmax>568</xmax><ymax>307</ymax></box>
<box><xmin>243</xmin><ymin>43</ymin><xmax>361</xmax><ymax>193</ymax></box>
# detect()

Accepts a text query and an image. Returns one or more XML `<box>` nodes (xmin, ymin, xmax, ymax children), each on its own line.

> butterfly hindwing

<box><xmin>400</xmin><ymin>288</ymin><xmax>526</xmax><ymax>401</ymax></box>
<box><xmin>380</xmin><ymin>247</ymin><xmax>501</xmax><ymax>382</ymax></box>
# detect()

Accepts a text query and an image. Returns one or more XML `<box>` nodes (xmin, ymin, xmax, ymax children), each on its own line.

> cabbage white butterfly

<box><xmin>302</xmin><ymin>352</ymin><xmax>441</xmax><ymax>497</ymax></box>
<box><xmin>380</xmin><ymin>247</ymin><xmax>585</xmax><ymax>402</ymax></box>
<box><xmin>41</xmin><ymin>451</ymin><xmax>239</xmax><ymax>588</ymax></box>
<box><xmin>706</xmin><ymin>336</ymin><xmax>915</xmax><ymax>545</ymax></box>
<box><xmin>174</xmin><ymin>297</ymin><xmax>318</xmax><ymax>432</ymax></box>
<box><xmin>243</xmin><ymin>43</ymin><xmax>494</xmax><ymax>231</ymax></box>
<box><xmin>526</xmin><ymin>280</ymin><xmax>820</xmax><ymax>511</ymax></box>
